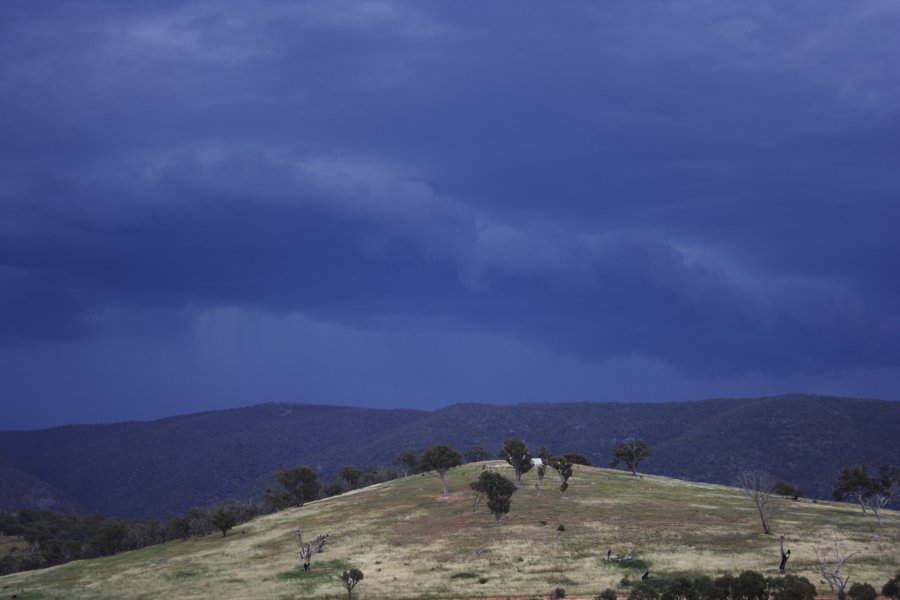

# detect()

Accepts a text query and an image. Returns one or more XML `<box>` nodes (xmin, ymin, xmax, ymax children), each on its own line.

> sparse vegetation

<box><xmin>1</xmin><ymin>462</ymin><xmax>897</xmax><ymax>599</ymax></box>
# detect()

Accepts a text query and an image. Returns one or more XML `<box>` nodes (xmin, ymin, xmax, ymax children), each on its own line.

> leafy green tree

<box><xmin>420</xmin><ymin>444</ymin><xmax>462</xmax><ymax>496</ymax></box>
<box><xmin>470</xmin><ymin>471</ymin><xmax>517</xmax><ymax>525</ymax></box>
<box><xmin>833</xmin><ymin>465</ymin><xmax>874</xmax><ymax>514</ymax></box>
<box><xmin>563</xmin><ymin>452</ymin><xmax>593</xmax><ymax>466</ymax></box>
<box><xmin>211</xmin><ymin>506</ymin><xmax>238</xmax><ymax>537</ymax></box>
<box><xmin>548</xmin><ymin>455</ymin><xmax>574</xmax><ymax>497</ymax></box>
<box><xmin>464</xmin><ymin>445</ymin><xmax>490</xmax><ymax>463</ymax></box>
<box><xmin>848</xmin><ymin>583</ymin><xmax>877</xmax><ymax>600</ymax></box>
<box><xmin>268</xmin><ymin>465</ymin><xmax>319</xmax><ymax>508</ymax></box>
<box><xmin>394</xmin><ymin>448</ymin><xmax>419</xmax><ymax>476</ymax></box>
<box><xmin>92</xmin><ymin>520</ymin><xmax>127</xmax><ymax>556</ymax></box>
<box><xmin>771</xmin><ymin>481</ymin><xmax>802</xmax><ymax>500</ymax></box>
<box><xmin>342</xmin><ymin>567</ymin><xmax>364</xmax><ymax>599</ymax></box>
<box><xmin>501</xmin><ymin>438</ymin><xmax>533</xmax><ymax>487</ymax></box>
<box><xmin>833</xmin><ymin>464</ymin><xmax>898</xmax><ymax>523</ymax></box>
<box><xmin>340</xmin><ymin>466</ymin><xmax>362</xmax><ymax>489</ymax></box>
<box><xmin>167</xmin><ymin>515</ymin><xmax>191</xmax><ymax>540</ymax></box>
<box><xmin>610</xmin><ymin>439</ymin><xmax>652</xmax><ymax>475</ymax></box>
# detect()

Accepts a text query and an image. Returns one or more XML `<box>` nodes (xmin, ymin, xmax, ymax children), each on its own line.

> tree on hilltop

<box><xmin>421</xmin><ymin>444</ymin><xmax>462</xmax><ymax>497</ymax></box>
<box><xmin>465</xmin><ymin>445</ymin><xmax>490</xmax><ymax>463</ymax></box>
<box><xmin>548</xmin><ymin>455</ymin><xmax>574</xmax><ymax>497</ymax></box>
<box><xmin>833</xmin><ymin>464</ymin><xmax>899</xmax><ymax>524</ymax></box>
<box><xmin>265</xmin><ymin>465</ymin><xmax>319</xmax><ymax>510</ymax></box>
<box><xmin>340</xmin><ymin>466</ymin><xmax>362</xmax><ymax>490</ymax></box>
<box><xmin>501</xmin><ymin>438</ymin><xmax>533</xmax><ymax>487</ymax></box>
<box><xmin>394</xmin><ymin>448</ymin><xmax>419</xmax><ymax>477</ymax></box>
<box><xmin>211</xmin><ymin>505</ymin><xmax>238</xmax><ymax>537</ymax></box>
<box><xmin>610</xmin><ymin>439</ymin><xmax>652</xmax><ymax>476</ymax></box>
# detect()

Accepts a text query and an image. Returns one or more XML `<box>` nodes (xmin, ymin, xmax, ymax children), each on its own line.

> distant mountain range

<box><xmin>1</xmin><ymin>394</ymin><xmax>897</xmax><ymax>518</ymax></box>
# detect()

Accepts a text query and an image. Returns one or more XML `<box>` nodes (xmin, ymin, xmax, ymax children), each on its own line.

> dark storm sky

<box><xmin>2</xmin><ymin>1</ymin><xmax>899</xmax><ymax>429</ymax></box>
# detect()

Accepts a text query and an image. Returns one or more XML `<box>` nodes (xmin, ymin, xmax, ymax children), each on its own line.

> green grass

<box><xmin>1</xmin><ymin>462</ymin><xmax>898</xmax><ymax>599</ymax></box>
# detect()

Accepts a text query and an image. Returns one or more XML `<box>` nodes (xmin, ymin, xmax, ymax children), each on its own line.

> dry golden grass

<box><xmin>1</xmin><ymin>463</ymin><xmax>897</xmax><ymax>599</ymax></box>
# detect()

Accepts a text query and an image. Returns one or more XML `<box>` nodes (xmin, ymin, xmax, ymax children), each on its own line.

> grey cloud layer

<box><xmin>1</xmin><ymin>1</ymin><xmax>899</xmax><ymax>392</ymax></box>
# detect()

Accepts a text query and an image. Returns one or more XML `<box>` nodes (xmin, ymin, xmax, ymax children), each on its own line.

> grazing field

<box><xmin>1</xmin><ymin>462</ymin><xmax>897</xmax><ymax>599</ymax></box>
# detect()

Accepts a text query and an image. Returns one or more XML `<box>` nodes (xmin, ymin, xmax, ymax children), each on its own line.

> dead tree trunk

<box><xmin>815</xmin><ymin>542</ymin><xmax>856</xmax><ymax>600</ymax></box>
<box><xmin>778</xmin><ymin>535</ymin><xmax>791</xmax><ymax>573</ymax></box>
<box><xmin>291</xmin><ymin>530</ymin><xmax>332</xmax><ymax>572</ymax></box>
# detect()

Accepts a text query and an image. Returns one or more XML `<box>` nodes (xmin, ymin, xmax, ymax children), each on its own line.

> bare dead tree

<box><xmin>815</xmin><ymin>542</ymin><xmax>857</xmax><ymax>600</ymax></box>
<box><xmin>737</xmin><ymin>470</ymin><xmax>782</xmax><ymax>534</ymax></box>
<box><xmin>868</xmin><ymin>465</ymin><xmax>899</xmax><ymax>526</ymax></box>
<box><xmin>290</xmin><ymin>529</ymin><xmax>332</xmax><ymax>572</ymax></box>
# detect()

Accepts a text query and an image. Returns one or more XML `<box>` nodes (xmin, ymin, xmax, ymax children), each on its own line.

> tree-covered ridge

<box><xmin>0</xmin><ymin>395</ymin><xmax>897</xmax><ymax>518</ymax></box>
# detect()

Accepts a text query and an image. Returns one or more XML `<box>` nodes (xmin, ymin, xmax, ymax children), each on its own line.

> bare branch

<box><xmin>814</xmin><ymin>541</ymin><xmax>857</xmax><ymax>600</ymax></box>
<box><xmin>737</xmin><ymin>470</ymin><xmax>782</xmax><ymax>534</ymax></box>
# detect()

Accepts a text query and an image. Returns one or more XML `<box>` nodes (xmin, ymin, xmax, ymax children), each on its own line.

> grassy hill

<box><xmin>1</xmin><ymin>463</ymin><xmax>897</xmax><ymax>599</ymax></box>
<box><xmin>1</xmin><ymin>395</ymin><xmax>898</xmax><ymax>518</ymax></box>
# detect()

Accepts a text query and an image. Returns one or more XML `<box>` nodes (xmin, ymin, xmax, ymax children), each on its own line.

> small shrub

<box><xmin>557</xmin><ymin>523</ymin><xmax>566</xmax><ymax>532</ymax></box>
<box><xmin>883</xmin><ymin>573</ymin><xmax>900</xmax><ymax>600</ymax></box>
<box><xmin>629</xmin><ymin>584</ymin><xmax>660</xmax><ymax>600</ymax></box>
<box><xmin>735</xmin><ymin>570</ymin><xmax>768</xmax><ymax>600</ymax></box>
<box><xmin>848</xmin><ymin>583</ymin><xmax>877</xmax><ymax>600</ymax></box>
<box><xmin>769</xmin><ymin>575</ymin><xmax>816</xmax><ymax>600</ymax></box>
<box><xmin>479</xmin><ymin>576</ymin><xmax>489</xmax><ymax>584</ymax></box>
<box><xmin>554</xmin><ymin>587</ymin><xmax>567</xmax><ymax>599</ymax></box>
<box><xmin>450</xmin><ymin>572</ymin><xmax>479</xmax><ymax>579</ymax></box>
<box><xmin>662</xmin><ymin>576</ymin><xmax>696</xmax><ymax>600</ymax></box>
<box><xmin>596</xmin><ymin>588</ymin><xmax>618</xmax><ymax>600</ymax></box>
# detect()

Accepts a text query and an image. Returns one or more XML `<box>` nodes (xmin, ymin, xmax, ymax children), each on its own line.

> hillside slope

<box><xmin>0</xmin><ymin>460</ymin><xmax>75</xmax><ymax>513</ymax></box>
<box><xmin>1</xmin><ymin>463</ymin><xmax>897</xmax><ymax>599</ymax></box>
<box><xmin>0</xmin><ymin>395</ymin><xmax>897</xmax><ymax>517</ymax></box>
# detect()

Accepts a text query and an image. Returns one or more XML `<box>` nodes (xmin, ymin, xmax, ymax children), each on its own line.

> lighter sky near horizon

<box><xmin>2</xmin><ymin>1</ymin><xmax>900</xmax><ymax>429</ymax></box>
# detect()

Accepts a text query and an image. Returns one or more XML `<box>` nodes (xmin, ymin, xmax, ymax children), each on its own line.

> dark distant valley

<box><xmin>1</xmin><ymin>394</ymin><xmax>898</xmax><ymax>518</ymax></box>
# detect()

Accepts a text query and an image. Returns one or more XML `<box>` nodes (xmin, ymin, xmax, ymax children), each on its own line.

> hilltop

<box><xmin>1</xmin><ymin>462</ymin><xmax>897</xmax><ymax>599</ymax></box>
<box><xmin>1</xmin><ymin>395</ymin><xmax>898</xmax><ymax>517</ymax></box>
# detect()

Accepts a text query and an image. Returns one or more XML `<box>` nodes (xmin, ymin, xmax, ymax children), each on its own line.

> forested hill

<box><xmin>0</xmin><ymin>394</ymin><xmax>897</xmax><ymax>518</ymax></box>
